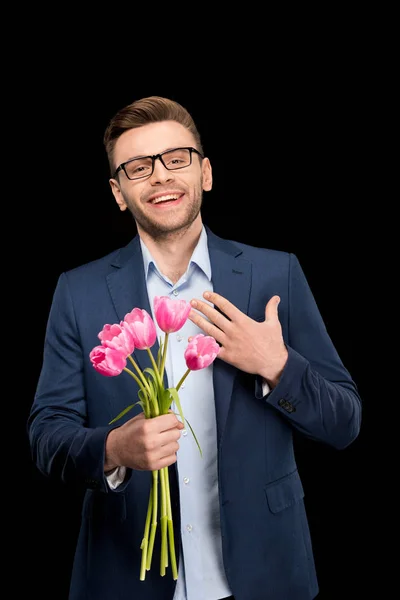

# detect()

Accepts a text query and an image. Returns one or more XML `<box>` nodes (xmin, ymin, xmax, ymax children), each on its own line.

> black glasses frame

<box><xmin>113</xmin><ymin>146</ymin><xmax>204</xmax><ymax>180</ymax></box>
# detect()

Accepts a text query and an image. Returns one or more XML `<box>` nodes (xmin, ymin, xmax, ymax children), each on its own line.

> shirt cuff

<box><xmin>105</xmin><ymin>466</ymin><xmax>127</xmax><ymax>489</ymax></box>
<box><xmin>262</xmin><ymin>379</ymin><xmax>271</xmax><ymax>396</ymax></box>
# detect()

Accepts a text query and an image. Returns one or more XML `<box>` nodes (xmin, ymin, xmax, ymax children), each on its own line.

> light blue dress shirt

<box><xmin>107</xmin><ymin>227</ymin><xmax>232</xmax><ymax>600</ymax></box>
<box><xmin>141</xmin><ymin>227</ymin><xmax>231</xmax><ymax>600</ymax></box>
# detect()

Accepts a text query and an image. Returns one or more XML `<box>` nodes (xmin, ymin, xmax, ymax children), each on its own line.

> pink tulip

<box><xmin>123</xmin><ymin>308</ymin><xmax>157</xmax><ymax>350</ymax></box>
<box><xmin>154</xmin><ymin>296</ymin><xmax>191</xmax><ymax>334</ymax></box>
<box><xmin>184</xmin><ymin>334</ymin><xmax>220</xmax><ymax>371</ymax></box>
<box><xmin>90</xmin><ymin>345</ymin><xmax>127</xmax><ymax>376</ymax></box>
<box><xmin>98</xmin><ymin>323</ymin><xmax>135</xmax><ymax>356</ymax></box>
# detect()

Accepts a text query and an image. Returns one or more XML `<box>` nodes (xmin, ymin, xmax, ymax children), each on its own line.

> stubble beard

<box><xmin>123</xmin><ymin>188</ymin><xmax>203</xmax><ymax>241</ymax></box>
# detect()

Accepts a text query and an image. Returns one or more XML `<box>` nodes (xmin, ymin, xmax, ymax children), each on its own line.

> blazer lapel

<box><xmin>105</xmin><ymin>235</ymin><xmax>157</xmax><ymax>376</ymax></box>
<box><xmin>207</xmin><ymin>228</ymin><xmax>252</xmax><ymax>445</ymax></box>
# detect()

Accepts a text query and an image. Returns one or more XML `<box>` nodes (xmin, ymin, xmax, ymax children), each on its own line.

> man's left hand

<box><xmin>188</xmin><ymin>291</ymin><xmax>288</xmax><ymax>387</ymax></box>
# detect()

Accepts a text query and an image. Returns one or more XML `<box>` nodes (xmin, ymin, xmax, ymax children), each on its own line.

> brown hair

<box><xmin>103</xmin><ymin>96</ymin><xmax>203</xmax><ymax>176</ymax></box>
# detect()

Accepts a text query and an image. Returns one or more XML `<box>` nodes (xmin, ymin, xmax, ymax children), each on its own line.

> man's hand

<box><xmin>188</xmin><ymin>291</ymin><xmax>288</xmax><ymax>388</ymax></box>
<box><xmin>105</xmin><ymin>412</ymin><xmax>184</xmax><ymax>472</ymax></box>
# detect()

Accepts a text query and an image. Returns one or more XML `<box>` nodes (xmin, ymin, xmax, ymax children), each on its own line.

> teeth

<box><xmin>152</xmin><ymin>194</ymin><xmax>179</xmax><ymax>204</ymax></box>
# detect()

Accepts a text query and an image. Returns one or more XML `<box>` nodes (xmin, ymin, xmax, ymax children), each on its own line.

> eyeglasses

<box><xmin>113</xmin><ymin>146</ymin><xmax>204</xmax><ymax>181</ymax></box>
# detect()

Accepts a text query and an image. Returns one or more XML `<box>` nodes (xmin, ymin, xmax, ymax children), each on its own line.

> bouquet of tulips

<box><xmin>89</xmin><ymin>296</ymin><xmax>220</xmax><ymax>581</ymax></box>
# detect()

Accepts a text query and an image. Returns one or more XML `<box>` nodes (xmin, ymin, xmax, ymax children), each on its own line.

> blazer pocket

<box><xmin>82</xmin><ymin>489</ymin><xmax>127</xmax><ymax>523</ymax></box>
<box><xmin>264</xmin><ymin>469</ymin><xmax>305</xmax><ymax>514</ymax></box>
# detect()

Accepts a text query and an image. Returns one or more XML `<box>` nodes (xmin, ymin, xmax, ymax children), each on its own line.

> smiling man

<box><xmin>28</xmin><ymin>96</ymin><xmax>362</xmax><ymax>600</ymax></box>
<box><xmin>109</xmin><ymin>120</ymin><xmax>212</xmax><ymax>282</ymax></box>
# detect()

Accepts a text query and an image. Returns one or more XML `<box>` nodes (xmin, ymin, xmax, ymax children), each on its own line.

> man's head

<box><xmin>103</xmin><ymin>96</ymin><xmax>204</xmax><ymax>172</ymax></box>
<box><xmin>103</xmin><ymin>96</ymin><xmax>212</xmax><ymax>239</ymax></box>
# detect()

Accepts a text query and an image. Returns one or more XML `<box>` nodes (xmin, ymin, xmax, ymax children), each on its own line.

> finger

<box><xmin>158</xmin><ymin>428</ymin><xmax>182</xmax><ymax>446</ymax></box>
<box><xmin>155</xmin><ymin>413</ymin><xmax>183</xmax><ymax>432</ymax></box>
<box><xmin>167</xmin><ymin>410</ymin><xmax>185</xmax><ymax>428</ymax></box>
<box><xmin>189</xmin><ymin>298</ymin><xmax>229</xmax><ymax>330</ymax></box>
<box><xmin>160</xmin><ymin>439</ymin><xmax>180</xmax><ymax>454</ymax></box>
<box><xmin>202</xmin><ymin>291</ymin><xmax>241</xmax><ymax>321</ymax></box>
<box><xmin>187</xmin><ymin>308</ymin><xmax>226</xmax><ymax>343</ymax></box>
<box><xmin>265</xmin><ymin>295</ymin><xmax>281</xmax><ymax>321</ymax></box>
<box><xmin>156</xmin><ymin>452</ymin><xmax>178</xmax><ymax>469</ymax></box>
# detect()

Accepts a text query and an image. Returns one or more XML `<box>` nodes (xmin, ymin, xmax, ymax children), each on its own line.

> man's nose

<box><xmin>150</xmin><ymin>157</ymin><xmax>174</xmax><ymax>183</ymax></box>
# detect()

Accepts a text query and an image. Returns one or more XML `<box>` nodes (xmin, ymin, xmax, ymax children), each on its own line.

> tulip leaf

<box><xmin>143</xmin><ymin>367</ymin><xmax>164</xmax><ymax>395</ymax></box>
<box><xmin>143</xmin><ymin>367</ymin><xmax>158</xmax><ymax>385</ymax></box>
<box><xmin>138</xmin><ymin>389</ymin><xmax>151</xmax><ymax>418</ymax></box>
<box><xmin>183</xmin><ymin>417</ymin><xmax>202</xmax><ymax>457</ymax></box>
<box><xmin>169</xmin><ymin>408</ymin><xmax>202</xmax><ymax>457</ymax></box>
<box><xmin>166</xmin><ymin>387</ymin><xmax>204</xmax><ymax>454</ymax></box>
<box><xmin>109</xmin><ymin>401</ymin><xmax>141</xmax><ymax>424</ymax></box>
<box><xmin>160</xmin><ymin>388</ymin><xmax>174</xmax><ymax>414</ymax></box>
<box><xmin>167</xmin><ymin>388</ymin><xmax>184</xmax><ymax>424</ymax></box>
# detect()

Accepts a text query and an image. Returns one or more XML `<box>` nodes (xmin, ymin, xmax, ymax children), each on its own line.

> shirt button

<box><xmin>181</xmin><ymin>383</ymin><xmax>185</xmax><ymax>388</ymax></box>
<box><xmin>182</xmin><ymin>429</ymin><xmax>187</xmax><ymax>436</ymax></box>
<box><xmin>183</xmin><ymin>477</ymin><xmax>190</xmax><ymax>484</ymax></box>
<box><xmin>176</xmin><ymin>334</ymin><xmax>183</xmax><ymax>342</ymax></box>
<box><xmin>186</xmin><ymin>524</ymin><xmax>193</xmax><ymax>532</ymax></box>
<box><xmin>173</xmin><ymin>290</ymin><xmax>179</xmax><ymax>296</ymax></box>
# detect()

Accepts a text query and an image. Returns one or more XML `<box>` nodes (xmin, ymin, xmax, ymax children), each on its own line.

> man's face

<box><xmin>110</xmin><ymin>121</ymin><xmax>212</xmax><ymax>238</ymax></box>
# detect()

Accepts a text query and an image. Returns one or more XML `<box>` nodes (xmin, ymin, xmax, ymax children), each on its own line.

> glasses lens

<box><xmin>162</xmin><ymin>148</ymin><xmax>191</xmax><ymax>170</ymax></box>
<box><xmin>125</xmin><ymin>156</ymin><xmax>153</xmax><ymax>180</ymax></box>
<box><xmin>124</xmin><ymin>148</ymin><xmax>192</xmax><ymax>180</ymax></box>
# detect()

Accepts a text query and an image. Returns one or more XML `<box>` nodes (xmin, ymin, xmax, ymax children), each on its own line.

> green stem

<box><xmin>122</xmin><ymin>368</ymin><xmax>151</xmax><ymax>417</ymax></box>
<box><xmin>143</xmin><ymin>397</ymin><xmax>151</xmax><ymax>419</ymax></box>
<box><xmin>140</xmin><ymin>485</ymin><xmax>153</xmax><ymax>580</ymax></box>
<box><xmin>157</xmin><ymin>336</ymin><xmax>163</xmax><ymax>371</ymax></box>
<box><xmin>175</xmin><ymin>368</ymin><xmax>191</xmax><ymax>392</ymax></box>
<box><xmin>146</xmin><ymin>347</ymin><xmax>164</xmax><ymax>389</ymax></box>
<box><xmin>127</xmin><ymin>355</ymin><xmax>152</xmax><ymax>395</ymax></box>
<box><xmin>164</xmin><ymin>466</ymin><xmax>178</xmax><ymax>579</ymax></box>
<box><xmin>160</xmin><ymin>468</ymin><xmax>168</xmax><ymax>575</ymax></box>
<box><xmin>150</xmin><ymin>393</ymin><xmax>160</xmax><ymax>417</ymax></box>
<box><xmin>146</xmin><ymin>470</ymin><xmax>159</xmax><ymax>571</ymax></box>
<box><xmin>159</xmin><ymin>333</ymin><xmax>169</xmax><ymax>383</ymax></box>
<box><xmin>122</xmin><ymin>366</ymin><xmax>145</xmax><ymax>389</ymax></box>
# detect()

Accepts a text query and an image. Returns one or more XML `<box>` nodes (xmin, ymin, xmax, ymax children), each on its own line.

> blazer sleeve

<box><xmin>27</xmin><ymin>272</ymin><xmax>131</xmax><ymax>493</ymax></box>
<box><xmin>263</xmin><ymin>253</ymin><xmax>362</xmax><ymax>449</ymax></box>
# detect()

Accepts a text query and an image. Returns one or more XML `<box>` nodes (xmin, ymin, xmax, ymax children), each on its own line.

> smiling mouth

<box><xmin>149</xmin><ymin>193</ymin><xmax>182</xmax><ymax>204</ymax></box>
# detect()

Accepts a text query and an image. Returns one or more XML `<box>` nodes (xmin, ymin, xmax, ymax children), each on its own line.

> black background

<box><xmin>17</xmin><ymin>26</ymin><xmax>386</xmax><ymax>600</ymax></box>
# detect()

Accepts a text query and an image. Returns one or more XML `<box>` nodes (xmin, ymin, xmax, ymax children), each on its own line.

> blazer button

<box><xmin>278</xmin><ymin>398</ymin><xmax>296</xmax><ymax>413</ymax></box>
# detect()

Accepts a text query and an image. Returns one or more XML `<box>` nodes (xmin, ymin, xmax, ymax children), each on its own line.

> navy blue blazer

<box><xmin>28</xmin><ymin>226</ymin><xmax>361</xmax><ymax>600</ymax></box>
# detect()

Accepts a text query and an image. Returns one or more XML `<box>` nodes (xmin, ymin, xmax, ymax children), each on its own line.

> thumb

<box><xmin>265</xmin><ymin>295</ymin><xmax>281</xmax><ymax>321</ymax></box>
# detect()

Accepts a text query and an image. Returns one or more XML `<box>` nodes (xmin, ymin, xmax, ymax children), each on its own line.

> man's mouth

<box><xmin>149</xmin><ymin>193</ymin><xmax>182</xmax><ymax>204</ymax></box>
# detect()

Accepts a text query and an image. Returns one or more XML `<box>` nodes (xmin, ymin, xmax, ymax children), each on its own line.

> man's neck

<box><xmin>138</xmin><ymin>220</ymin><xmax>203</xmax><ymax>284</ymax></box>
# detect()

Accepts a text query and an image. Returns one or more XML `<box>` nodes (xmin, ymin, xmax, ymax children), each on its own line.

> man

<box><xmin>28</xmin><ymin>95</ymin><xmax>362</xmax><ymax>600</ymax></box>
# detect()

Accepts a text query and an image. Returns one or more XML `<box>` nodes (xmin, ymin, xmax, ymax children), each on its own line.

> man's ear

<box><xmin>202</xmin><ymin>158</ymin><xmax>213</xmax><ymax>192</ymax></box>
<box><xmin>109</xmin><ymin>179</ymin><xmax>127</xmax><ymax>211</ymax></box>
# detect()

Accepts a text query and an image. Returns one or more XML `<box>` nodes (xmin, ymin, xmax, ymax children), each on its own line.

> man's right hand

<box><xmin>105</xmin><ymin>412</ymin><xmax>184</xmax><ymax>472</ymax></box>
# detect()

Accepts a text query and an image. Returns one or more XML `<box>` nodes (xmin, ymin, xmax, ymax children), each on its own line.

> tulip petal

<box><xmin>90</xmin><ymin>345</ymin><xmax>127</xmax><ymax>376</ymax></box>
<box><xmin>124</xmin><ymin>308</ymin><xmax>157</xmax><ymax>349</ymax></box>
<box><xmin>154</xmin><ymin>296</ymin><xmax>191</xmax><ymax>333</ymax></box>
<box><xmin>184</xmin><ymin>334</ymin><xmax>220</xmax><ymax>371</ymax></box>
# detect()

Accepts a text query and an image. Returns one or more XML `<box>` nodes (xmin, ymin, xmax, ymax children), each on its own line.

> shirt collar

<box><xmin>140</xmin><ymin>225</ymin><xmax>212</xmax><ymax>282</ymax></box>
